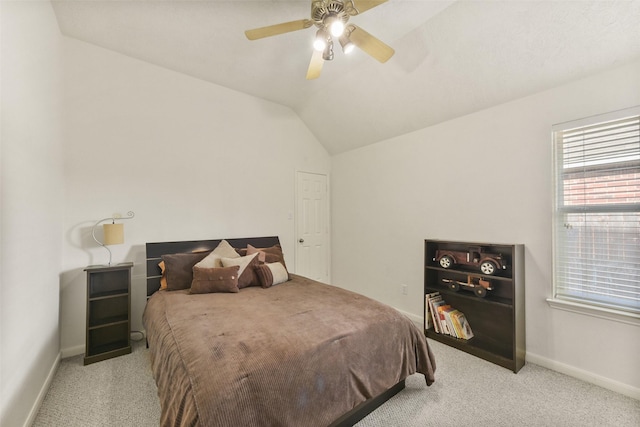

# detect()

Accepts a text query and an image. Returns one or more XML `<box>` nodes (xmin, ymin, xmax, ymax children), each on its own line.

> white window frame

<box><xmin>548</xmin><ymin>106</ymin><xmax>640</xmax><ymax>326</ymax></box>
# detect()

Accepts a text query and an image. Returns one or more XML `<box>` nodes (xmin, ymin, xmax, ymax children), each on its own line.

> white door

<box><xmin>295</xmin><ymin>171</ymin><xmax>329</xmax><ymax>282</ymax></box>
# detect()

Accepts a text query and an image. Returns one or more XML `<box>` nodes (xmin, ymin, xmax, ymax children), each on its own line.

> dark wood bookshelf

<box><xmin>424</xmin><ymin>239</ymin><xmax>525</xmax><ymax>373</ymax></box>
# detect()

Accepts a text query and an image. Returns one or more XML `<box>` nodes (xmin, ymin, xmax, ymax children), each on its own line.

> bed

<box><xmin>143</xmin><ymin>236</ymin><xmax>436</xmax><ymax>426</ymax></box>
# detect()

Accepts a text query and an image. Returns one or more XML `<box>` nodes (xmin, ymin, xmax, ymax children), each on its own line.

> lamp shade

<box><xmin>103</xmin><ymin>223</ymin><xmax>124</xmax><ymax>245</ymax></box>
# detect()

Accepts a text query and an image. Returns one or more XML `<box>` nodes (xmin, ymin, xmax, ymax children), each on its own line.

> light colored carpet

<box><xmin>33</xmin><ymin>339</ymin><xmax>640</xmax><ymax>426</ymax></box>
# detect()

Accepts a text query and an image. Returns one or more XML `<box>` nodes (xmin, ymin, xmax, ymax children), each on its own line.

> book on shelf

<box><xmin>426</xmin><ymin>292</ymin><xmax>442</xmax><ymax>333</ymax></box>
<box><xmin>425</xmin><ymin>292</ymin><xmax>439</xmax><ymax>330</ymax></box>
<box><xmin>426</xmin><ymin>293</ymin><xmax>474</xmax><ymax>340</ymax></box>
<box><xmin>431</xmin><ymin>300</ymin><xmax>445</xmax><ymax>333</ymax></box>
<box><xmin>448</xmin><ymin>309</ymin><xmax>464</xmax><ymax>338</ymax></box>
<box><xmin>436</xmin><ymin>304</ymin><xmax>452</xmax><ymax>335</ymax></box>
<box><xmin>453</xmin><ymin>311</ymin><xmax>474</xmax><ymax>339</ymax></box>
<box><xmin>443</xmin><ymin>307</ymin><xmax>463</xmax><ymax>339</ymax></box>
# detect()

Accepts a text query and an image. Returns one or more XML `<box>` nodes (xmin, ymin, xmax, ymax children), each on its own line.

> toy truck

<box><xmin>434</xmin><ymin>246</ymin><xmax>506</xmax><ymax>275</ymax></box>
<box><xmin>442</xmin><ymin>275</ymin><xmax>493</xmax><ymax>298</ymax></box>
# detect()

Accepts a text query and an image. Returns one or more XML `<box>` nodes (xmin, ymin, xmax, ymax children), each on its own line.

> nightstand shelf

<box><xmin>84</xmin><ymin>263</ymin><xmax>133</xmax><ymax>365</ymax></box>
<box><xmin>89</xmin><ymin>290</ymin><xmax>129</xmax><ymax>300</ymax></box>
<box><xmin>88</xmin><ymin>315</ymin><xmax>128</xmax><ymax>329</ymax></box>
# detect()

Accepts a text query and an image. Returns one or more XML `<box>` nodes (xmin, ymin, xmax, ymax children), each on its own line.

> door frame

<box><xmin>294</xmin><ymin>170</ymin><xmax>331</xmax><ymax>283</ymax></box>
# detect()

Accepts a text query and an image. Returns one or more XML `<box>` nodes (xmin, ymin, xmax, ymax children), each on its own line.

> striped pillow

<box><xmin>255</xmin><ymin>262</ymin><xmax>289</xmax><ymax>288</ymax></box>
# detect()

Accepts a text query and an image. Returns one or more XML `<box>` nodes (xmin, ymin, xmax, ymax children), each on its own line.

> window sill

<box><xmin>546</xmin><ymin>298</ymin><xmax>640</xmax><ymax>327</ymax></box>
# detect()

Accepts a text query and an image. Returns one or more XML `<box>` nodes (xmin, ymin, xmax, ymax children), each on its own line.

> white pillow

<box><xmin>195</xmin><ymin>239</ymin><xmax>240</xmax><ymax>269</ymax></box>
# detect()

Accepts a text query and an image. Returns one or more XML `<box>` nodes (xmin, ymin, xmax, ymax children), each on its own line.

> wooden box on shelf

<box><xmin>424</xmin><ymin>239</ymin><xmax>525</xmax><ymax>373</ymax></box>
<box><xmin>84</xmin><ymin>262</ymin><xmax>133</xmax><ymax>365</ymax></box>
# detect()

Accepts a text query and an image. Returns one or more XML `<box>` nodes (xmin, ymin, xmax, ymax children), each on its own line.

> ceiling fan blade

<box><xmin>350</xmin><ymin>0</ymin><xmax>388</xmax><ymax>15</ymax></box>
<box><xmin>245</xmin><ymin>19</ymin><xmax>312</xmax><ymax>40</ymax></box>
<box><xmin>306</xmin><ymin>50</ymin><xmax>324</xmax><ymax>80</ymax></box>
<box><xmin>348</xmin><ymin>25</ymin><xmax>395</xmax><ymax>63</ymax></box>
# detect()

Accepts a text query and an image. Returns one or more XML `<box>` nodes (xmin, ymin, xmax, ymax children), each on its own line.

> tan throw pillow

<box><xmin>195</xmin><ymin>239</ymin><xmax>240</xmax><ymax>269</ymax></box>
<box><xmin>221</xmin><ymin>253</ymin><xmax>260</xmax><ymax>288</ymax></box>
<box><xmin>190</xmin><ymin>265</ymin><xmax>240</xmax><ymax>294</ymax></box>
<box><xmin>194</xmin><ymin>252</ymin><xmax>222</xmax><ymax>269</ymax></box>
<box><xmin>255</xmin><ymin>262</ymin><xmax>289</xmax><ymax>288</ymax></box>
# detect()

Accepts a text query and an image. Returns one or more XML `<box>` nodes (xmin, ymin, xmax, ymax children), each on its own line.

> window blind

<box><xmin>553</xmin><ymin>110</ymin><xmax>640</xmax><ymax>314</ymax></box>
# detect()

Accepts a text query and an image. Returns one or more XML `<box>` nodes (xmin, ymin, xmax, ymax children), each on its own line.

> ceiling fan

<box><xmin>245</xmin><ymin>0</ymin><xmax>394</xmax><ymax>79</ymax></box>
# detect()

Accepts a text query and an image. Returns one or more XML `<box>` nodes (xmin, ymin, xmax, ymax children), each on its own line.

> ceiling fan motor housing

<box><xmin>312</xmin><ymin>0</ymin><xmax>351</xmax><ymax>29</ymax></box>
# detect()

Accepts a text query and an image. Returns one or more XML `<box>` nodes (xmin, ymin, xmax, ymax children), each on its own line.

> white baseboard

<box><xmin>60</xmin><ymin>344</ymin><xmax>84</xmax><ymax>359</ymax></box>
<box><xmin>23</xmin><ymin>352</ymin><xmax>61</xmax><ymax>427</ymax></box>
<box><xmin>526</xmin><ymin>351</ymin><xmax>640</xmax><ymax>400</ymax></box>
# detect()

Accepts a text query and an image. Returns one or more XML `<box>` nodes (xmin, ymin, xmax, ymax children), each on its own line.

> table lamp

<box><xmin>91</xmin><ymin>211</ymin><xmax>135</xmax><ymax>265</ymax></box>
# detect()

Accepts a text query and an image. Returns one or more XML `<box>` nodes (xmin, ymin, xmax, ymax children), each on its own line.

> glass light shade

<box><xmin>339</xmin><ymin>35</ymin><xmax>354</xmax><ymax>54</ymax></box>
<box><xmin>313</xmin><ymin>38</ymin><xmax>327</xmax><ymax>51</ymax></box>
<box><xmin>103</xmin><ymin>223</ymin><xmax>124</xmax><ymax>245</ymax></box>
<box><xmin>329</xmin><ymin>20</ymin><xmax>345</xmax><ymax>37</ymax></box>
<box><xmin>313</xmin><ymin>29</ymin><xmax>328</xmax><ymax>51</ymax></box>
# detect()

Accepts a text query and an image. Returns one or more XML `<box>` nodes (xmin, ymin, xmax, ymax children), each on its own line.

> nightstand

<box><xmin>84</xmin><ymin>262</ymin><xmax>133</xmax><ymax>365</ymax></box>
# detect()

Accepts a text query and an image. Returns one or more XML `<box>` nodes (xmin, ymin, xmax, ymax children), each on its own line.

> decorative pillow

<box><xmin>246</xmin><ymin>244</ymin><xmax>267</xmax><ymax>262</ymax></box>
<box><xmin>221</xmin><ymin>253</ymin><xmax>260</xmax><ymax>288</ymax></box>
<box><xmin>195</xmin><ymin>239</ymin><xmax>240</xmax><ymax>269</ymax></box>
<box><xmin>159</xmin><ymin>260</ymin><xmax>168</xmax><ymax>290</ymax></box>
<box><xmin>161</xmin><ymin>252</ymin><xmax>210</xmax><ymax>291</ymax></box>
<box><xmin>247</xmin><ymin>244</ymin><xmax>288</xmax><ymax>269</ymax></box>
<box><xmin>190</xmin><ymin>265</ymin><xmax>240</xmax><ymax>294</ymax></box>
<box><xmin>255</xmin><ymin>262</ymin><xmax>289</xmax><ymax>288</ymax></box>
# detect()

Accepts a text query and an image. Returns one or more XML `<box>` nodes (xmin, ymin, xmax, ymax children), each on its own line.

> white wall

<box><xmin>59</xmin><ymin>37</ymin><xmax>331</xmax><ymax>355</ymax></box>
<box><xmin>0</xmin><ymin>1</ymin><xmax>65</xmax><ymax>426</ymax></box>
<box><xmin>331</xmin><ymin>59</ymin><xmax>640</xmax><ymax>397</ymax></box>
<box><xmin>1</xmin><ymin>4</ymin><xmax>330</xmax><ymax>424</ymax></box>
<box><xmin>2</xmin><ymin>3</ymin><xmax>637</xmax><ymax>426</ymax></box>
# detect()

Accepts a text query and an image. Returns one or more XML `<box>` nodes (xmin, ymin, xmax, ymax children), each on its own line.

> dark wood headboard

<box><xmin>145</xmin><ymin>236</ymin><xmax>281</xmax><ymax>297</ymax></box>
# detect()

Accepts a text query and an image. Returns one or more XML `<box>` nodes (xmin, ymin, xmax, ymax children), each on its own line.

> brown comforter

<box><xmin>143</xmin><ymin>274</ymin><xmax>436</xmax><ymax>427</ymax></box>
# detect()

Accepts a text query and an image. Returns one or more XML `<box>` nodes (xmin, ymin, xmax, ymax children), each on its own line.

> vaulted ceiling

<box><xmin>51</xmin><ymin>0</ymin><xmax>640</xmax><ymax>154</ymax></box>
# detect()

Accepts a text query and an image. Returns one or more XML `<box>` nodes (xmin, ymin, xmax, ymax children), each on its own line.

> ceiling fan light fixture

<box><xmin>245</xmin><ymin>0</ymin><xmax>394</xmax><ymax>78</ymax></box>
<box><xmin>339</xmin><ymin>33</ymin><xmax>354</xmax><ymax>54</ymax></box>
<box><xmin>313</xmin><ymin>28</ymin><xmax>329</xmax><ymax>51</ymax></box>
<box><xmin>328</xmin><ymin>16</ymin><xmax>345</xmax><ymax>37</ymax></box>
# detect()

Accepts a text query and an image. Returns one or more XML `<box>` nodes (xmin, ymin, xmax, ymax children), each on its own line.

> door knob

<box><xmin>299</xmin><ymin>238</ymin><xmax>304</xmax><ymax>243</ymax></box>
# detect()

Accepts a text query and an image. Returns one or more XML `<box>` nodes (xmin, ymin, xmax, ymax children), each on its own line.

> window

<box><xmin>552</xmin><ymin>107</ymin><xmax>640</xmax><ymax>319</ymax></box>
